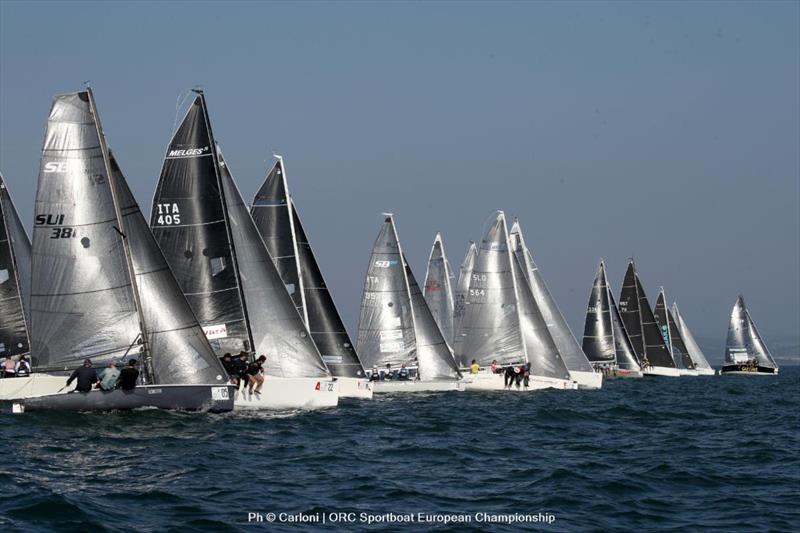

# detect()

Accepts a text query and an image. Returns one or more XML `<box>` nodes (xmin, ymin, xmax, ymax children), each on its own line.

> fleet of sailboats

<box><xmin>0</xmin><ymin>87</ymin><xmax>783</xmax><ymax>413</ymax></box>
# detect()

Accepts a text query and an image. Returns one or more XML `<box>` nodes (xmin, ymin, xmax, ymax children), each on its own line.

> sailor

<box><xmin>369</xmin><ymin>366</ymin><xmax>380</xmax><ymax>381</ymax></box>
<box><xmin>118</xmin><ymin>359</ymin><xmax>140</xmax><ymax>391</ymax></box>
<box><xmin>98</xmin><ymin>361</ymin><xmax>121</xmax><ymax>391</ymax></box>
<box><xmin>490</xmin><ymin>359</ymin><xmax>498</xmax><ymax>374</ymax></box>
<box><xmin>470</xmin><ymin>359</ymin><xmax>480</xmax><ymax>374</ymax></box>
<box><xmin>246</xmin><ymin>355</ymin><xmax>266</xmax><ymax>394</ymax></box>
<box><xmin>513</xmin><ymin>365</ymin><xmax>522</xmax><ymax>388</ymax></box>
<box><xmin>233</xmin><ymin>352</ymin><xmax>250</xmax><ymax>390</ymax></box>
<box><xmin>2</xmin><ymin>356</ymin><xmax>16</xmax><ymax>378</ymax></box>
<box><xmin>382</xmin><ymin>363</ymin><xmax>394</xmax><ymax>381</ymax></box>
<box><xmin>522</xmin><ymin>362</ymin><xmax>530</xmax><ymax>388</ymax></box>
<box><xmin>15</xmin><ymin>355</ymin><xmax>31</xmax><ymax>378</ymax></box>
<box><xmin>66</xmin><ymin>359</ymin><xmax>99</xmax><ymax>393</ymax></box>
<box><xmin>219</xmin><ymin>353</ymin><xmax>238</xmax><ymax>386</ymax></box>
<box><xmin>397</xmin><ymin>364</ymin><xmax>409</xmax><ymax>381</ymax></box>
<box><xmin>503</xmin><ymin>365</ymin><xmax>514</xmax><ymax>387</ymax></box>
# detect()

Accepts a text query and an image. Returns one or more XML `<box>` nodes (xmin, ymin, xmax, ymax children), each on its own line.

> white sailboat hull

<box><xmin>336</xmin><ymin>377</ymin><xmax>373</xmax><ymax>399</ymax></box>
<box><xmin>642</xmin><ymin>366</ymin><xmax>681</xmax><ymax>377</ymax></box>
<box><xmin>233</xmin><ymin>377</ymin><xmax>338</xmax><ymax>410</ymax></box>
<box><xmin>462</xmin><ymin>372</ymin><xmax>578</xmax><ymax>391</ymax></box>
<box><xmin>0</xmin><ymin>374</ymin><xmax>68</xmax><ymax>400</ymax></box>
<box><xmin>694</xmin><ymin>367</ymin><xmax>715</xmax><ymax>376</ymax></box>
<box><xmin>614</xmin><ymin>367</ymin><xmax>644</xmax><ymax>378</ymax></box>
<box><xmin>569</xmin><ymin>370</ymin><xmax>603</xmax><ymax>389</ymax></box>
<box><xmin>678</xmin><ymin>368</ymin><xmax>700</xmax><ymax>376</ymax></box>
<box><xmin>372</xmin><ymin>380</ymin><xmax>465</xmax><ymax>393</ymax></box>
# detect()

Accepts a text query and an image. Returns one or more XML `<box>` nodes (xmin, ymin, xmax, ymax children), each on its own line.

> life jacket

<box><xmin>16</xmin><ymin>360</ymin><xmax>31</xmax><ymax>377</ymax></box>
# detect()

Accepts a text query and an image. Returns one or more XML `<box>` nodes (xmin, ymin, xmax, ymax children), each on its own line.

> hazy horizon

<box><xmin>1</xmin><ymin>1</ymin><xmax>798</xmax><ymax>360</ymax></box>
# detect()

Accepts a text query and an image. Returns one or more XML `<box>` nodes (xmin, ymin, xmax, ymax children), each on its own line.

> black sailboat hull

<box><xmin>12</xmin><ymin>384</ymin><xmax>236</xmax><ymax>413</ymax></box>
<box><xmin>720</xmin><ymin>364</ymin><xmax>778</xmax><ymax>375</ymax></box>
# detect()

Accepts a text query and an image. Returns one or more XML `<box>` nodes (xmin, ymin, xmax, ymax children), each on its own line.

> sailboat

<box><xmin>618</xmin><ymin>260</ymin><xmax>680</xmax><ymax>377</ymax></box>
<box><xmin>455</xmin><ymin>211</ymin><xmax>576</xmax><ymax>391</ymax></box>
<box><xmin>150</xmin><ymin>91</ymin><xmax>338</xmax><ymax>409</ymax></box>
<box><xmin>12</xmin><ymin>89</ymin><xmax>235</xmax><ymax>413</ymax></box>
<box><xmin>721</xmin><ymin>295</ymin><xmax>779</xmax><ymax>375</ymax></box>
<box><xmin>356</xmin><ymin>214</ymin><xmax>463</xmax><ymax>392</ymax></box>
<box><xmin>423</xmin><ymin>233</ymin><xmax>455</xmax><ymax>346</ymax></box>
<box><xmin>250</xmin><ymin>156</ymin><xmax>371</xmax><ymax>399</ymax></box>
<box><xmin>671</xmin><ymin>302</ymin><xmax>714</xmax><ymax>375</ymax></box>
<box><xmin>451</xmin><ymin>241</ymin><xmax>476</xmax><ymax>368</ymax></box>
<box><xmin>654</xmin><ymin>288</ymin><xmax>699</xmax><ymax>376</ymax></box>
<box><xmin>508</xmin><ymin>220</ymin><xmax>602</xmax><ymax>389</ymax></box>
<box><xmin>581</xmin><ymin>260</ymin><xmax>643</xmax><ymax>378</ymax></box>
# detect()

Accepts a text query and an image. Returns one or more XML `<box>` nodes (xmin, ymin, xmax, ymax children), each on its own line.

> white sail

<box><xmin>672</xmin><ymin>302</ymin><xmax>712</xmax><ymax>371</ymax></box>
<box><xmin>423</xmin><ymin>233</ymin><xmax>455</xmax><ymax>346</ymax></box>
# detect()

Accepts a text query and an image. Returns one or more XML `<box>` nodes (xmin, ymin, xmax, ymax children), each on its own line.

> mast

<box><xmin>281</xmin><ymin>156</ymin><xmax>310</xmax><ymax>328</ymax></box>
<box><xmin>86</xmin><ymin>87</ymin><xmax>152</xmax><ymax>382</ymax></box>
<box><xmin>196</xmin><ymin>91</ymin><xmax>255</xmax><ymax>356</ymax></box>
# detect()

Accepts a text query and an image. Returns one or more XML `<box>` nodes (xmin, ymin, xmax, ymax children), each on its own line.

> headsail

<box><xmin>150</xmin><ymin>93</ymin><xmax>249</xmax><ymax>355</ymax></box>
<box><xmin>404</xmin><ymin>254</ymin><xmax>460</xmax><ymax>380</ymax></box>
<box><xmin>0</xmin><ymin>174</ymin><xmax>32</xmax><ymax>358</ymax></box>
<box><xmin>423</xmin><ymin>233</ymin><xmax>455</xmax><ymax>346</ymax></box>
<box><xmin>32</xmin><ymin>90</ymin><xmax>226</xmax><ymax>385</ymax></box>
<box><xmin>356</xmin><ymin>215</ymin><xmax>416</xmax><ymax>370</ymax></box>
<box><xmin>251</xmin><ymin>157</ymin><xmax>365</xmax><ymax>378</ymax></box>
<box><xmin>455</xmin><ymin>212</ymin><xmax>525</xmax><ymax>367</ymax></box>
<box><xmin>509</xmin><ymin>220</ymin><xmax>594</xmax><ymax>373</ymax></box>
<box><xmin>654</xmin><ymin>289</ymin><xmax>694</xmax><ymax>369</ymax></box>
<box><xmin>608</xmin><ymin>291</ymin><xmax>641</xmax><ymax>371</ymax></box>
<box><xmin>725</xmin><ymin>295</ymin><xmax>777</xmax><ymax>369</ymax></box>
<box><xmin>672</xmin><ymin>303</ymin><xmax>712</xmax><ymax>371</ymax></box>
<box><xmin>451</xmin><ymin>241</ymin><xmax>476</xmax><ymax>366</ymax></box>
<box><xmin>581</xmin><ymin>260</ymin><xmax>616</xmax><ymax>365</ymax></box>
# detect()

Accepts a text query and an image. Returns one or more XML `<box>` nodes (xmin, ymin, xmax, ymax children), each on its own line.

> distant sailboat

<box><xmin>721</xmin><ymin>295</ymin><xmax>778</xmax><ymax>375</ymax></box>
<box><xmin>455</xmin><ymin>211</ymin><xmax>576</xmax><ymax>391</ymax></box>
<box><xmin>423</xmin><ymin>233</ymin><xmax>455</xmax><ymax>346</ymax></box>
<box><xmin>150</xmin><ymin>91</ymin><xmax>337</xmax><ymax>409</ymax></box>
<box><xmin>250</xmin><ymin>156</ymin><xmax>371</xmax><ymax>399</ymax></box>
<box><xmin>581</xmin><ymin>260</ymin><xmax>642</xmax><ymax>378</ymax></box>
<box><xmin>13</xmin><ymin>89</ymin><xmax>235</xmax><ymax>412</ymax></box>
<box><xmin>654</xmin><ymin>288</ymin><xmax>698</xmax><ymax>376</ymax></box>
<box><xmin>356</xmin><ymin>215</ymin><xmax>462</xmax><ymax>392</ymax></box>
<box><xmin>509</xmin><ymin>220</ymin><xmax>602</xmax><ymax>389</ymax></box>
<box><xmin>618</xmin><ymin>260</ymin><xmax>679</xmax><ymax>377</ymax></box>
<box><xmin>0</xmin><ymin>174</ymin><xmax>31</xmax><ymax>362</ymax></box>
<box><xmin>451</xmin><ymin>241</ymin><xmax>476</xmax><ymax>368</ymax></box>
<box><xmin>671</xmin><ymin>302</ymin><xmax>714</xmax><ymax>375</ymax></box>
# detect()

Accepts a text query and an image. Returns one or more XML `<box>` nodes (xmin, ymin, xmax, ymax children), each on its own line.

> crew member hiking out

<box><xmin>67</xmin><ymin>359</ymin><xmax>99</xmax><ymax>393</ymax></box>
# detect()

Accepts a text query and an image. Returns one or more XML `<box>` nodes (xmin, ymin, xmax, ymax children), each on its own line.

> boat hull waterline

<box><xmin>233</xmin><ymin>377</ymin><xmax>338</xmax><ymax>410</ymax></box>
<box><xmin>11</xmin><ymin>384</ymin><xmax>236</xmax><ymax>413</ymax></box>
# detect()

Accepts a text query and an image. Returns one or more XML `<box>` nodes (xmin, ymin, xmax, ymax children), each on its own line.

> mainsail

<box><xmin>151</xmin><ymin>92</ymin><xmax>328</xmax><ymax>378</ymax></box>
<box><xmin>451</xmin><ymin>241</ymin><xmax>476</xmax><ymax>366</ymax></box>
<box><xmin>404</xmin><ymin>254</ymin><xmax>461</xmax><ymax>380</ymax></box>
<box><xmin>672</xmin><ymin>303</ymin><xmax>712</xmax><ymax>371</ymax></box>
<box><xmin>581</xmin><ymin>260</ymin><xmax>616</xmax><ymax>365</ymax></box>
<box><xmin>654</xmin><ymin>289</ymin><xmax>694</xmax><ymax>369</ymax></box>
<box><xmin>251</xmin><ymin>157</ymin><xmax>365</xmax><ymax>378</ymax></box>
<box><xmin>356</xmin><ymin>215</ymin><xmax>416</xmax><ymax>369</ymax></box>
<box><xmin>455</xmin><ymin>212</ymin><xmax>525</xmax><ymax>367</ymax></box>
<box><xmin>509</xmin><ymin>220</ymin><xmax>594</xmax><ymax>373</ymax></box>
<box><xmin>618</xmin><ymin>261</ymin><xmax>675</xmax><ymax>368</ymax></box>
<box><xmin>423</xmin><ymin>233</ymin><xmax>455</xmax><ymax>346</ymax></box>
<box><xmin>0</xmin><ymin>174</ymin><xmax>32</xmax><ymax>358</ymax></box>
<box><xmin>31</xmin><ymin>89</ymin><xmax>225</xmax><ymax>385</ymax></box>
<box><xmin>725</xmin><ymin>295</ymin><xmax>778</xmax><ymax>369</ymax></box>
<box><xmin>608</xmin><ymin>291</ymin><xmax>641</xmax><ymax>371</ymax></box>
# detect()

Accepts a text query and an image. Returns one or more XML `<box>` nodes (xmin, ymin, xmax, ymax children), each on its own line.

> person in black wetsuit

<box><xmin>118</xmin><ymin>359</ymin><xmax>140</xmax><ymax>391</ymax></box>
<box><xmin>504</xmin><ymin>365</ymin><xmax>515</xmax><ymax>388</ymax></box>
<box><xmin>246</xmin><ymin>355</ymin><xmax>266</xmax><ymax>394</ymax></box>
<box><xmin>219</xmin><ymin>353</ymin><xmax>237</xmax><ymax>385</ymax></box>
<box><xmin>67</xmin><ymin>359</ymin><xmax>98</xmax><ymax>393</ymax></box>
<box><xmin>397</xmin><ymin>364</ymin><xmax>409</xmax><ymax>381</ymax></box>
<box><xmin>232</xmin><ymin>352</ymin><xmax>249</xmax><ymax>390</ymax></box>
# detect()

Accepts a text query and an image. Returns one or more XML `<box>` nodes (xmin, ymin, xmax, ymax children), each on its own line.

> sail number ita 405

<box><xmin>154</xmin><ymin>203</ymin><xmax>181</xmax><ymax>225</ymax></box>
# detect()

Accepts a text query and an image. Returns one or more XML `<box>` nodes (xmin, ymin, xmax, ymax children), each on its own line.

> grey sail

<box><xmin>216</xmin><ymin>148</ymin><xmax>329</xmax><ymax>378</ymax></box>
<box><xmin>636</xmin><ymin>275</ymin><xmax>676</xmax><ymax>368</ymax></box>
<box><xmin>672</xmin><ymin>303</ymin><xmax>712</xmax><ymax>370</ymax></box>
<box><xmin>423</xmin><ymin>233</ymin><xmax>455</xmax><ymax>346</ymax></box>
<box><xmin>451</xmin><ymin>241</ymin><xmax>476</xmax><ymax>366</ymax></box>
<box><xmin>404</xmin><ymin>254</ymin><xmax>460</xmax><ymax>380</ymax></box>
<box><xmin>150</xmin><ymin>94</ymin><xmax>249</xmax><ymax>355</ymax></box>
<box><xmin>653</xmin><ymin>289</ymin><xmax>693</xmax><ymax>369</ymax></box>
<box><xmin>581</xmin><ymin>260</ymin><xmax>616</xmax><ymax>365</ymax></box>
<box><xmin>31</xmin><ymin>90</ymin><xmax>226</xmax><ymax>386</ymax></box>
<box><xmin>110</xmin><ymin>154</ymin><xmax>226</xmax><ymax>385</ymax></box>
<box><xmin>608</xmin><ymin>291</ymin><xmax>641</xmax><ymax>371</ymax></box>
<box><xmin>356</xmin><ymin>215</ymin><xmax>416</xmax><ymax>370</ymax></box>
<box><xmin>456</xmin><ymin>212</ymin><xmax>525</xmax><ymax>367</ymax></box>
<box><xmin>250</xmin><ymin>158</ymin><xmax>365</xmax><ymax>378</ymax></box>
<box><xmin>511</xmin><ymin>251</ymin><xmax>571</xmax><ymax>380</ymax></box>
<box><xmin>31</xmin><ymin>92</ymin><xmax>140</xmax><ymax>370</ymax></box>
<box><xmin>0</xmin><ymin>174</ymin><xmax>32</xmax><ymax>358</ymax></box>
<box><xmin>618</xmin><ymin>262</ymin><xmax>644</xmax><ymax>362</ymax></box>
<box><xmin>725</xmin><ymin>296</ymin><xmax>777</xmax><ymax>369</ymax></box>
<box><xmin>509</xmin><ymin>220</ymin><xmax>594</xmax><ymax>373</ymax></box>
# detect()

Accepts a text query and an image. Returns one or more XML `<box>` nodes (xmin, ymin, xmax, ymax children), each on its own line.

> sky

<box><xmin>1</xmin><ymin>1</ymin><xmax>798</xmax><ymax>360</ymax></box>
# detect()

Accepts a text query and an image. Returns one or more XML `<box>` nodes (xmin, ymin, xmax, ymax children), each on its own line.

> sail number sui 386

<box><xmin>35</xmin><ymin>214</ymin><xmax>76</xmax><ymax>239</ymax></box>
